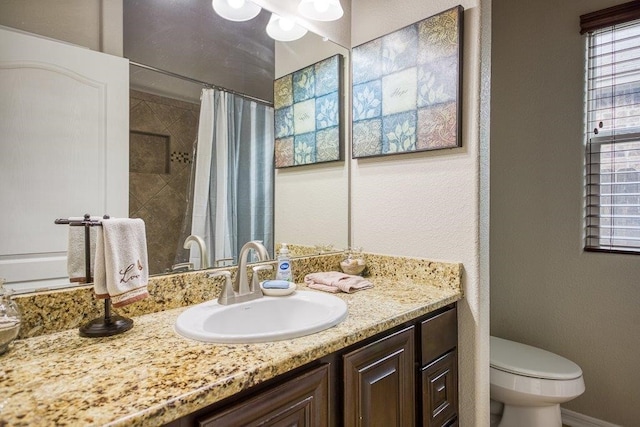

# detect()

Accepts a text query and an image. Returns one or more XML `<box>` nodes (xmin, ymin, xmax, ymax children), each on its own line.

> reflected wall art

<box><xmin>274</xmin><ymin>54</ymin><xmax>344</xmax><ymax>168</ymax></box>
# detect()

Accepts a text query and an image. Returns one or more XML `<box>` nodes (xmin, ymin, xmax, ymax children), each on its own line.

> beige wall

<box><xmin>0</xmin><ymin>0</ymin><xmax>123</xmax><ymax>55</ymax></box>
<box><xmin>491</xmin><ymin>0</ymin><xmax>640</xmax><ymax>424</ymax></box>
<box><xmin>351</xmin><ymin>0</ymin><xmax>489</xmax><ymax>425</ymax></box>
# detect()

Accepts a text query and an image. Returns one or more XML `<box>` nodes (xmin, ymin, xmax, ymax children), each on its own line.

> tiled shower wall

<box><xmin>129</xmin><ymin>90</ymin><xmax>199</xmax><ymax>275</ymax></box>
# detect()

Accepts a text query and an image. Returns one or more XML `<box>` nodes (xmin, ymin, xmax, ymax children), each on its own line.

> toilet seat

<box><xmin>490</xmin><ymin>336</ymin><xmax>582</xmax><ymax>380</ymax></box>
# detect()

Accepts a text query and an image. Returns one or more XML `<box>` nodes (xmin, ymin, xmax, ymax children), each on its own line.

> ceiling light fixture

<box><xmin>266</xmin><ymin>13</ymin><xmax>308</xmax><ymax>42</ymax></box>
<box><xmin>298</xmin><ymin>0</ymin><xmax>343</xmax><ymax>21</ymax></box>
<box><xmin>212</xmin><ymin>0</ymin><xmax>261</xmax><ymax>22</ymax></box>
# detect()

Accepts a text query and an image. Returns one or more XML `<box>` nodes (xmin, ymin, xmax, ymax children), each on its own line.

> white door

<box><xmin>0</xmin><ymin>26</ymin><xmax>129</xmax><ymax>293</ymax></box>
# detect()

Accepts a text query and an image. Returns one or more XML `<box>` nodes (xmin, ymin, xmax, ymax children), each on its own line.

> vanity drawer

<box><xmin>421</xmin><ymin>350</ymin><xmax>458</xmax><ymax>427</ymax></box>
<box><xmin>420</xmin><ymin>306</ymin><xmax>457</xmax><ymax>365</ymax></box>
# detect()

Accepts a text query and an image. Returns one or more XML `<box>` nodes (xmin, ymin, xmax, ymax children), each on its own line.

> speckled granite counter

<box><xmin>1</xmin><ymin>254</ymin><xmax>462</xmax><ymax>426</ymax></box>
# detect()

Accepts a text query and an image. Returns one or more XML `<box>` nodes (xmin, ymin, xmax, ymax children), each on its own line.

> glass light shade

<box><xmin>298</xmin><ymin>0</ymin><xmax>343</xmax><ymax>21</ymax></box>
<box><xmin>212</xmin><ymin>0</ymin><xmax>261</xmax><ymax>22</ymax></box>
<box><xmin>266</xmin><ymin>14</ymin><xmax>308</xmax><ymax>42</ymax></box>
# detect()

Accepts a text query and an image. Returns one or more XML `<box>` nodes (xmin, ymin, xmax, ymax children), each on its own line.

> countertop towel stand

<box><xmin>55</xmin><ymin>214</ymin><xmax>133</xmax><ymax>337</ymax></box>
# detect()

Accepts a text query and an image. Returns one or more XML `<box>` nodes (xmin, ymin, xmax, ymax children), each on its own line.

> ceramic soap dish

<box><xmin>260</xmin><ymin>280</ymin><xmax>296</xmax><ymax>296</ymax></box>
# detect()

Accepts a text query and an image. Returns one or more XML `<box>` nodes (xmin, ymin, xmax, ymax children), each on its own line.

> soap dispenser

<box><xmin>275</xmin><ymin>243</ymin><xmax>293</xmax><ymax>281</ymax></box>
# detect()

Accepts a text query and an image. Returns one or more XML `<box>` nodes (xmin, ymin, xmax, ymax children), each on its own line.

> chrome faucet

<box><xmin>212</xmin><ymin>240</ymin><xmax>272</xmax><ymax>305</ymax></box>
<box><xmin>183</xmin><ymin>235</ymin><xmax>209</xmax><ymax>270</ymax></box>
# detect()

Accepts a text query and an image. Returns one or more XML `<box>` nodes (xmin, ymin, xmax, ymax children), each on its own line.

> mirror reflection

<box><xmin>0</xmin><ymin>0</ymin><xmax>349</xmax><ymax>294</ymax></box>
<box><xmin>125</xmin><ymin>1</ymin><xmax>348</xmax><ymax>273</ymax></box>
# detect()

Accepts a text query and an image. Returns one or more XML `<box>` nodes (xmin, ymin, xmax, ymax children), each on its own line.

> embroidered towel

<box><xmin>304</xmin><ymin>271</ymin><xmax>373</xmax><ymax>293</ymax></box>
<box><xmin>94</xmin><ymin>218</ymin><xmax>149</xmax><ymax>307</ymax></box>
<box><xmin>67</xmin><ymin>216</ymin><xmax>100</xmax><ymax>283</ymax></box>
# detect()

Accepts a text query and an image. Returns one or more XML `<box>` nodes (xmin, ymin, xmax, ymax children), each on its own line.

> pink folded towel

<box><xmin>304</xmin><ymin>271</ymin><xmax>373</xmax><ymax>293</ymax></box>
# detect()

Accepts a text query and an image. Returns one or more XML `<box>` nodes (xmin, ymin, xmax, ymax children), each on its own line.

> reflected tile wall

<box><xmin>129</xmin><ymin>90</ymin><xmax>199</xmax><ymax>274</ymax></box>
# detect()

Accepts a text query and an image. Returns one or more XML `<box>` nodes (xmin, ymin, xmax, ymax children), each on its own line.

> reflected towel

<box><xmin>94</xmin><ymin>218</ymin><xmax>149</xmax><ymax>307</ymax></box>
<box><xmin>304</xmin><ymin>271</ymin><xmax>373</xmax><ymax>293</ymax></box>
<box><xmin>66</xmin><ymin>216</ymin><xmax>100</xmax><ymax>283</ymax></box>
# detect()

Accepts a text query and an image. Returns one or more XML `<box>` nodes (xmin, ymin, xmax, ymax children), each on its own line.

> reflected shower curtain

<box><xmin>190</xmin><ymin>88</ymin><xmax>274</xmax><ymax>267</ymax></box>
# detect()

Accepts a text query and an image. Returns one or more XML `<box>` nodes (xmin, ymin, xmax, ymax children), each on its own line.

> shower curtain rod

<box><xmin>129</xmin><ymin>61</ymin><xmax>274</xmax><ymax>107</ymax></box>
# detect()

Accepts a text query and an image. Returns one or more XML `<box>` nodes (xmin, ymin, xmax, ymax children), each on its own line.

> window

<box><xmin>582</xmin><ymin>2</ymin><xmax>640</xmax><ymax>253</ymax></box>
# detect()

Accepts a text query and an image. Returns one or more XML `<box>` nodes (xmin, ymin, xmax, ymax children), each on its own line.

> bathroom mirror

<box><xmin>0</xmin><ymin>0</ymin><xmax>349</xmax><ymax>293</ymax></box>
<box><xmin>125</xmin><ymin>0</ymin><xmax>350</xmax><ymax>275</ymax></box>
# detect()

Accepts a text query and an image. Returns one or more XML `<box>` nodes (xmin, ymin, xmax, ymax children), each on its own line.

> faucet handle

<box><xmin>169</xmin><ymin>262</ymin><xmax>194</xmax><ymax>273</ymax></box>
<box><xmin>215</xmin><ymin>257</ymin><xmax>234</xmax><ymax>267</ymax></box>
<box><xmin>251</xmin><ymin>265</ymin><xmax>273</xmax><ymax>293</ymax></box>
<box><xmin>208</xmin><ymin>271</ymin><xmax>234</xmax><ymax>304</ymax></box>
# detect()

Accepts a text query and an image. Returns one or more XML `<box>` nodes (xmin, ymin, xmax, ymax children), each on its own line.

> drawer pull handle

<box><xmin>437</xmin><ymin>384</ymin><xmax>446</xmax><ymax>393</ymax></box>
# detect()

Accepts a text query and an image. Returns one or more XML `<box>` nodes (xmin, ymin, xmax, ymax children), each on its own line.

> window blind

<box><xmin>585</xmin><ymin>18</ymin><xmax>640</xmax><ymax>253</ymax></box>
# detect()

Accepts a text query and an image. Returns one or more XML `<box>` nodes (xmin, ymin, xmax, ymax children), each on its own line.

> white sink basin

<box><xmin>174</xmin><ymin>290</ymin><xmax>348</xmax><ymax>343</ymax></box>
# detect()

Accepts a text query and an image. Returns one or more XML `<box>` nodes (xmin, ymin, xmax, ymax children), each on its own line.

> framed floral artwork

<box><xmin>351</xmin><ymin>6</ymin><xmax>463</xmax><ymax>158</ymax></box>
<box><xmin>274</xmin><ymin>54</ymin><xmax>344</xmax><ymax>168</ymax></box>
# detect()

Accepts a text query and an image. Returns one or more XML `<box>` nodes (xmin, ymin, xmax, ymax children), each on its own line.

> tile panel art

<box><xmin>352</xmin><ymin>6</ymin><xmax>463</xmax><ymax>158</ymax></box>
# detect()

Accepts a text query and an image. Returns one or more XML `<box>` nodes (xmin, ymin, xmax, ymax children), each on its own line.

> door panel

<box><xmin>0</xmin><ymin>27</ymin><xmax>128</xmax><ymax>292</ymax></box>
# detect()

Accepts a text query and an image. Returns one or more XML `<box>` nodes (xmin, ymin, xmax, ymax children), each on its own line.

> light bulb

<box><xmin>314</xmin><ymin>0</ymin><xmax>329</xmax><ymax>12</ymax></box>
<box><xmin>212</xmin><ymin>0</ymin><xmax>261</xmax><ymax>22</ymax></box>
<box><xmin>298</xmin><ymin>0</ymin><xmax>343</xmax><ymax>21</ymax></box>
<box><xmin>266</xmin><ymin>13</ymin><xmax>307</xmax><ymax>41</ymax></box>
<box><xmin>227</xmin><ymin>0</ymin><xmax>245</xmax><ymax>9</ymax></box>
<box><xmin>278</xmin><ymin>17</ymin><xmax>294</xmax><ymax>31</ymax></box>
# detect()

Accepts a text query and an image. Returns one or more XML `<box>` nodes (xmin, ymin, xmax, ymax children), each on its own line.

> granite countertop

<box><xmin>0</xmin><ymin>277</ymin><xmax>462</xmax><ymax>426</ymax></box>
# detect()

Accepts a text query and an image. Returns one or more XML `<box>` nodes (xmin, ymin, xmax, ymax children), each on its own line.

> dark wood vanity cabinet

<box><xmin>340</xmin><ymin>305</ymin><xmax>458</xmax><ymax>427</ymax></box>
<box><xmin>168</xmin><ymin>304</ymin><xmax>457</xmax><ymax>427</ymax></box>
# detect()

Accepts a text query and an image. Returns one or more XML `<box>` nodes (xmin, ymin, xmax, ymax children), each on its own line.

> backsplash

<box><xmin>14</xmin><ymin>253</ymin><xmax>462</xmax><ymax>339</ymax></box>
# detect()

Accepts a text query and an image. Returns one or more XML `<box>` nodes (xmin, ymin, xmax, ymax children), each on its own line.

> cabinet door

<box><xmin>198</xmin><ymin>364</ymin><xmax>330</xmax><ymax>426</ymax></box>
<box><xmin>343</xmin><ymin>326</ymin><xmax>415</xmax><ymax>427</ymax></box>
<box><xmin>422</xmin><ymin>350</ymin><xmax>458</xmax><ymax>427</ymax></box>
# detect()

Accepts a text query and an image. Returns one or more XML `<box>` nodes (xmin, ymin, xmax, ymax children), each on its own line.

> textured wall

<box><xmin>491</xmin><ymin>0</ymin><xmax>640</xmax><ymax>424</ymax></box>
<box><xmin>350</xmin><ymin>0</ymin><xmax>489</xmax><ymax>425</ymax></box>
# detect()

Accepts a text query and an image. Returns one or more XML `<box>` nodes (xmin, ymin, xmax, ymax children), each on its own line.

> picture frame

<box><xmin>274</xmin><ymin>54</ymin><xmax>344</xmax><ymax>168</ymax></box>
<box><xmin>351</xmin><ymin>6</ymin><xmax>463</xmax><ymax>159</ymax></box>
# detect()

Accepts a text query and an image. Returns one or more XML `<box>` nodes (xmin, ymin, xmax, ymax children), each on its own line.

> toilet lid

<box><xmin>490</xmin><ymin>336</ymin><xmax>583</xmax><ymax>380</ymax></box>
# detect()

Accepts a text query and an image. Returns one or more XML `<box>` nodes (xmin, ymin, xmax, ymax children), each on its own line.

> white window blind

<box><xmin>585</xmin><ymin>18</ymin><xmax>640</xmax><ymax>253</ymax></box>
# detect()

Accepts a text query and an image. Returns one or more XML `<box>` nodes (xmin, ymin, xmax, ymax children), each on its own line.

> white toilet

<box><xmin>490</xmin><ymin>336</ymin><xmax>585</xmax><ymax>427</ymax></box>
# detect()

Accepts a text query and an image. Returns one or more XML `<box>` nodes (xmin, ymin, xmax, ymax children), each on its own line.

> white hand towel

<box><xmin>94</xmin><ymin>218</ymin><xmax>149</xmax><ymax>307</ymax></box>
<box><xmin>304</xmin><ymin>271</ymin><xmax>373</xmax><ymax>293</ymax></box>
<box><xmin>66</xmin><ymin>216</ymin><xmax>100</xmax><ymax>283</ymax></box>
